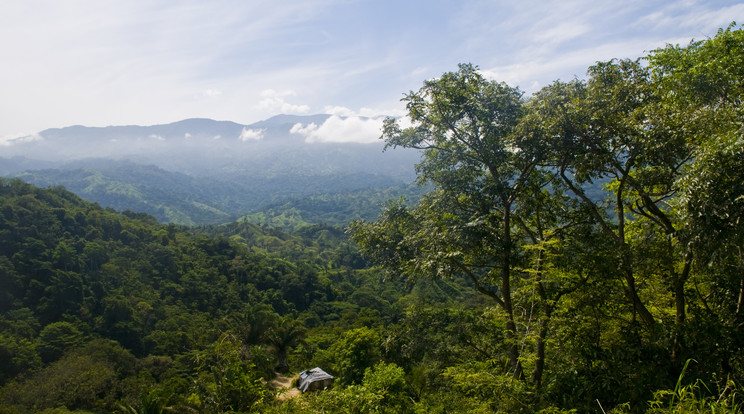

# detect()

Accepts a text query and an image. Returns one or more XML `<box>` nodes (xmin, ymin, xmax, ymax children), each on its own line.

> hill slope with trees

<box><xmin>0</xmin><ymin>178</ymin><xmax>407</xmax><ymax>412</ymax></box>
<box><xmin>349</xmin><ymin>24</ymin><xmax>744</xmax><ymax>412</ymax></box>
<box><xmin>1</xmin><ymin>24</ymin><xmax>743</xmax><ymax>414</ymax></box>
<box><xmin>3</xmin><ymin>114</ymin><xmax>422</xmax><ymax>227</ymax></box>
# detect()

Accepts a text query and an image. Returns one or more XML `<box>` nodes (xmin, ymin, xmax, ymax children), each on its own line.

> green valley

<box><xmin>1</xmin><ymin>24</ymin><xmax>743</xmax><ymax>414</ymax></box>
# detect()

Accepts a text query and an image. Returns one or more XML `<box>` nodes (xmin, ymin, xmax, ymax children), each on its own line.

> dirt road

<box><xmin>270</xmin><ymin>373</ymin><xmax>300</xmax><ymax>400</ymax></box>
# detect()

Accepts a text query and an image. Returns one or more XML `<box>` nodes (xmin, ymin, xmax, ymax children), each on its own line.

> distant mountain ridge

<box><xmin>2</xmin><ymin>115</ymin><xmax>421</xmax><ymax>226</ymax></box>
<box><xmin>2</xmin><ymin>114</ymin><xmax>414</xmax><ymax>178</ymax></box>
<box><xmin>4</xmin><ymin>115</ymin><xmax>326</xmax><ymax>168</ymax></box>
<box><xmin>33</xmin><ymin>114</ymin><xmax>334</xmax><ymax>147</ymax></box>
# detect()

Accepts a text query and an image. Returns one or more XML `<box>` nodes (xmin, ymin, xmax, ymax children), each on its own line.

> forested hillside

<box><xmin>348</xmin><ymin>25</ymin><xmax>744</xmax><ymax>412</ymax></box>
<box><xmin>238</xmin><ymin>183</ymin><xmax>430</xmax><ymax>231</ymax></box>
<box><xmin>3</xmin><ymin>114</ymin><xmax>421</xmax><ymax>226</ymax></box>
<box><xmin>14</xmin><ymin>159</ymin><xmax>407</xmax><ymax>226</ymax></box>
<box><xmin>1</xmin><ymin>24</ymin><xmax>743</xmax><ymax>414</ymax></box>
<box><xmin>0</xmin><ymin>178</ymin><xmax>458</xmax><ymax>413</ymax></box>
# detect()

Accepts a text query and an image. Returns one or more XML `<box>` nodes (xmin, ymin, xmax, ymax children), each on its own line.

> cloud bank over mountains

<box><xmin>239</xmin><ymin>127</ymin><xmax>265</xmax><ymax>142</ymax></box>
<box><xmin>0</xmin><ymin>113</ymin><xmax>389</xmax><ymax>147</ymax></box>
<box><xmin>290</xmin><ymin>115</ymin><xmax>385</xmax><ymax>144</ymax></box>
<box><xmin>1</xmin><ymin>1</ymin><xmax>738</xmax><ymax>142</ymax></box>
<box><xmin>1</xmin><ymin>114</ymin><xmax>422</xmax><ymax>225</ymax></box>
<box><xmin>256</xmin><ymin>89</ymin><xmax>312</xmax><ymax>115</ymax></box>
<box><xmin>0</xmin><ymin>115</ymin><xmax>419</xmax><ymax>180</ymax></box>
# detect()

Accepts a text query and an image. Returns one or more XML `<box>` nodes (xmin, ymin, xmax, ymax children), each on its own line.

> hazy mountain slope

<box><xmin>0</xmin><ymin>157</ymin><xmax>57</xmax><ymax>176</ymax></box>
<box><xmin>2</xmin><ymin>115</ymin><xmax>418</xmax><ymax>180</ymax></box>
<box><xmin>15</xmin><ymin>160</ymin><xmax>236</xmax><ymax>225</ymax></box>
<box><xmin>15</xmin><ymin>159</ymin><xmax>410</xmax><ymax>226</ymax></box>
<box><xmin>2</xmin><ymin>115</ymin><xmax>421</xmax><ymax>226</ymax></box>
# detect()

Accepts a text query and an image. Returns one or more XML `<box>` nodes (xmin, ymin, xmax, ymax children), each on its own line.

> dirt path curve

<box><xmin>269</xmin><ymin>373</ymin><xmax>300</xmax><ymax>400</ymax></box>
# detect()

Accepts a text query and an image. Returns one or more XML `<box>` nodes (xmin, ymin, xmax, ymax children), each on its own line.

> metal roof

<box><xmin>298</xmin><ymin>367</ymin><xmax>334</xmax><ymax>392</ymax></box>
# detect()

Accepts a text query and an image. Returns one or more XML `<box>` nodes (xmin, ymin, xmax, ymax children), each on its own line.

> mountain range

<box><xmin>1</xmin><ymin>115</ymin><xmax>422</xmax><ymax>226</ymax></box>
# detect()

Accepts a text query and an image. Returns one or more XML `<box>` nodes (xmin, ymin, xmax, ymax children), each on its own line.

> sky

<box><xmin>1</xmin><ymin>0</ymin><xmax>742</xmax><ymax>144</ymax></box>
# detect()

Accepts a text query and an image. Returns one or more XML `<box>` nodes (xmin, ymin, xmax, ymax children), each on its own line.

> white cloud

<box><xmin>637</xmin><ymin>2</ymin><xmax>744</xmax><ymax>32</ymax></box>
<box><xmin>289</xmin><ymin>122</ymin><xmax>317</xmax><ymax>136</ymax></box>
<box><xmin>326</xmin><ymin>105</ymin><xmax>408</xmax><ymax>119</ymax></box>
<box><xmin>290</xmin><ymin>115</ymin><xmax>384</xmax><ymax>144</ymax></box>
<box><xmin>0</xmin><ymin>0</ymin><xmax>738</xmax><ymax>139</ymax></box>
<box><xmin>480</xmin><ymin>37</ymin><xmax>670</xmax><ymax>93</ymax></box>
<box><xmin>201</xmin><ymin>89</ymin><xmax>222</xmax><ymax>98</ymax></box>
<box><xmin>289</xmin><ymin>104</ymin><xmax>408</xmax><ymax>144</ymax></box>
<box><xmin>149</xmin><ymin>134</ymin><xmax>165</xmax><ymax>141</ymax></box>
<box><xmin>239</xmin><ymin>127</ymin><xmax>264</xmax><ymax>141</ymax></box>
<box><xmin>286</xmin><ymin>104</ymin><xmax>411</xmax><ymax>144</ymax></box>
<box><xmin>256</xmin><ymin>89</ymin><xmax>311</xmax><ymax>114</ymax></box>
<box><xmin>532</xmin><ymin>22</ymin><xmax>591</xmax><ymax>46</ymax></box>
<box><xmin>685</xmin><ymin>4</ymin><xmax>744</xmax><ymax>30</ymax></box>
<box><xmin>261</xmin><ymin>89</ymin><xmax>295</xmax><ymax>98</ymax></box>
<box><xmin>324</xmin><ymin>105</ymin><xmax>355</xmax><ymax>117</ymax></box>
<box><xmin>0</xmin><ymin>133</ymin><xmax>43</xmax><ymax>146</ymax></box>
<box><xmin>358</xmin><ymin>105</ymin><xmax>407</xmax><ymax>118</ymax></box>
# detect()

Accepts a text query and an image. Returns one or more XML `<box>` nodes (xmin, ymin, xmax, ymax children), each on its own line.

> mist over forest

<box><xmin>2</xmin><ymin>115</ymin><xmax>422</xmax><ymax>226</ymax></box>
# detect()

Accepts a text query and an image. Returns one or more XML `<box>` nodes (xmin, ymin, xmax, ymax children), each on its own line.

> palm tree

<box><xmin>117</xmin><ymin>389</ymin><xmax>178</xmax><ymax>414</ymax></box>
<box><xmin>234</xmin><ymin>303</ymin><xmax>278</xmax><ymax>346</ymax></box>
<box><xmin>265</xmin><ymin>317</ymin><xmax>307</xmax><ymax>373</ymax></box>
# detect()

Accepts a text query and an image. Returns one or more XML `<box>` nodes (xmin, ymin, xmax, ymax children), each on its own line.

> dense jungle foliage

<box><xmin>1</xmin><ymin>24</ymin><xmax>743</xmax><ymax>413</ymax></box>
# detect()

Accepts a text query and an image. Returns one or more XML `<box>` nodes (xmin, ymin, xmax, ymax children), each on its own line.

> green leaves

<box><xmin>191</xmin><ymin>334</ymin><xmax>271</xmax><ymax>413</ymax></box>
<box><xmin>329</xmin><ymin>327</ymin><xmax>381</xmax><ymax>386</ymax></box>
<box><xmin>384</xmin><ymin>64</ymin><xmax>527</xmax><ymax>187</ymax></box>
<box><xmin>353</xmin><ymin>24</ymin><xmax>744</xmax><ymax>409</ymax></box>
<box><xmin>37</xmin><ymin>321</ymin><xmax>83</xmax><ymax>363</ymax></box>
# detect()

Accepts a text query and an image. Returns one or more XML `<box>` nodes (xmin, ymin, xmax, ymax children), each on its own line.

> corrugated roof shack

<box><xmin>297</xmin><ymin>367</ymin><xmax>334</xmax><ymax>392</ymax></box>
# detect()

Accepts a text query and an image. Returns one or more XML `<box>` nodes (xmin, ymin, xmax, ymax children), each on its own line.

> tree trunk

<box><xmin>502</xmin><ymin>205</ymin><xmax>524</xmax><ymax>380</ymax></box>
<box><xmin>562</xmin><ymin>171</ymin><xmax>656</xmax><ymax>329</ymax></box>
<box><xmin>505</xmin><ymin>319</ymin><xmax>524</xmax><ymax>380</ymax></box>
<box><xmin>624</xmin><ymin>267</ymin><xmax>656</xmax><ymax>329</ymax></box>
<box><xmin>275</xmin><ymin>349</ymin><xmax>289</xmax><ymax>374</ymax></box>
<box><xmin>670</xmin><ymin>252</ymin><xmax>692</xmax><ymax>362</ymax></box>
<box><xmin>532</xmin><ymin>317</ymin><xmax>548</xmax><ymax>388</ymax></box>
<box><xmin>737</xmin><ymin>247</ymin><xmax>744</xmax><ymax>319</ymax></box>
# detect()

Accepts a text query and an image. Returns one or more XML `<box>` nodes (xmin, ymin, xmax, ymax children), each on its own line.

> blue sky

<box><xmin>1</xmin><ymin>0</ymin><xmax>742</xmax><ymax>144</ymax></box>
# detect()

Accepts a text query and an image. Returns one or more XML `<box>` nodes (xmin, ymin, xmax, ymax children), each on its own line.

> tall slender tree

<box><xmin>353</xmin><ymin>64</ymin><xmax>556</xmax><ymax>380</ymax></box>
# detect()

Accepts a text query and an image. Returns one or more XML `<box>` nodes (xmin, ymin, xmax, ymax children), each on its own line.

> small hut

<box><xmin>297</xmin><ymin>367</ymin><xmax>334</xmax><ymax>392</ymax></box>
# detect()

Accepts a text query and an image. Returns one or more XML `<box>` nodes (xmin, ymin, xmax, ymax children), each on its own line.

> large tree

<box><xmin>352</xmin><ymin>24</ymin><xmax>744</xmax><ymax>406</ymax></box>
<box><xmin>522</xmin><ymin>24</ymin><xmax>744</xmax><ymax>377</ymax></box>
<box><xmin>652</xmin><ymin>25</ymin><xmax>744</xmax><ymax>377</ymax></box>
<box><xmin>350</xmin><ymin>64</ymin><xmax>579</xmax><ymax>382</ymax></box>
